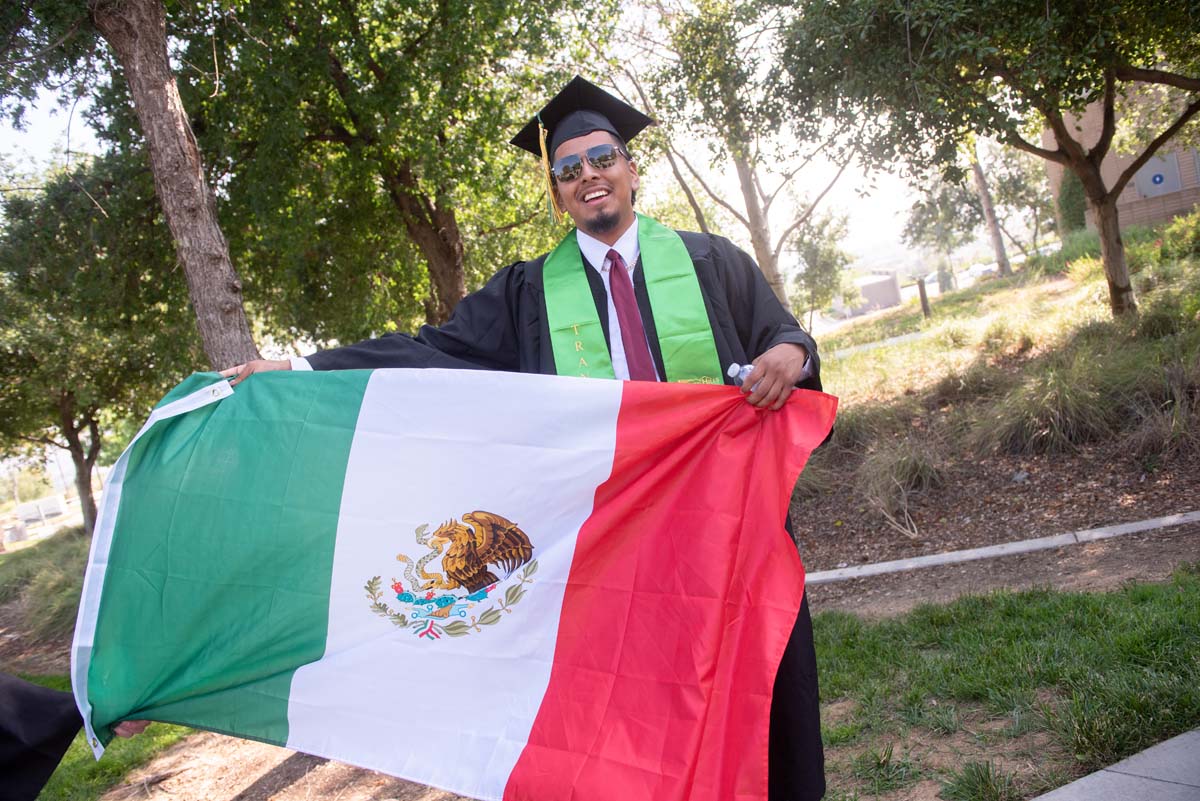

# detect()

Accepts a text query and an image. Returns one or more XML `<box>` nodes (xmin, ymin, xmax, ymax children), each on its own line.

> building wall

<box><xmin>1042</xmin><ymin>104</ymin><xmax>1200</xmax><ymax>230</ymax></box>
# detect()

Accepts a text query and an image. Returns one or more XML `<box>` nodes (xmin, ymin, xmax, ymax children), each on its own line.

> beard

<box><xmin>582</xmin><ymin>208</ymin><xmax>621</xmax><ymax>237</ymax></box>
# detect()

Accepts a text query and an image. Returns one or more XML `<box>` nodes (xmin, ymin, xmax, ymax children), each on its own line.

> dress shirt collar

<box><xmin>576</xmin><ymin>217</ymin><xmax>640</xmax><ymax>274</ymax></box>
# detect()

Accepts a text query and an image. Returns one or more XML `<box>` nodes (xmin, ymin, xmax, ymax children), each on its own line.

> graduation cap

<box><xmin>511</xmin><ymin>75</ymin><xmax>654</xmax><ymax>222</ymax></box>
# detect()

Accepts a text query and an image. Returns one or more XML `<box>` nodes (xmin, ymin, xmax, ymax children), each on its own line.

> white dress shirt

<box><xmin>574</xmin><ymin>218</ymin><xmax>660</xmax><ymax>382</ymax></box>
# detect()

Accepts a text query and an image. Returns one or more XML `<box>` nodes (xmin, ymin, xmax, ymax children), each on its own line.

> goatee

<box><xmin>583</xmin><ymin>209</ymin><xmax>621</xmax><ymax>237</ymax></box>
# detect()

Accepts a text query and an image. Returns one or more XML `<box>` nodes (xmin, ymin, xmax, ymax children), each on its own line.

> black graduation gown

<box><xmin>0</xmin><ymin>672</ymin><xmax>83</xmax><ymax>801</ymax></box>
<box><xmin>308</xmin><ymin>230</ymin><xmax>827</xmax><ymax>800</ymax></box>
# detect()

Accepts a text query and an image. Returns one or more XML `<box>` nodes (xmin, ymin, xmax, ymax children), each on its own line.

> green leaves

<box><xmin>775</xmin><ymin>0</ymin><xmax>1200</xmax><ymax>177</ymax></box>
<box><xmin>0</xmin><ymin>153</ymin><xmax>202</xmax><ymax>473</ymax></box>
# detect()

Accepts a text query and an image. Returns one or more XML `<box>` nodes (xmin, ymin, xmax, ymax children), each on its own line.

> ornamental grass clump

<box><xmin>927</xmin><ymin>361</ymin><xmax>1014</xmax><ymax>408</ymax></box>
<box><xmin>0</xmin><ymin>525</ymin><xmax>90</xmax><ymax>640</ymax></box>
<box><xmin>854</xmin><ymin>437</ymin><xmax>944</xmax><ymax>524</ymax></box>
<box><xmin>973</xmin><ymin>359</ymin><xmax>1117</xmax><ymax>455</ymax></box>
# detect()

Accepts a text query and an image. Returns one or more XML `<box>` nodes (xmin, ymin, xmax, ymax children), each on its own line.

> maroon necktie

<box><xmin>606</xmin><ymin>249</ymin><xmax>656</xmax><ymax>381</ymax></box>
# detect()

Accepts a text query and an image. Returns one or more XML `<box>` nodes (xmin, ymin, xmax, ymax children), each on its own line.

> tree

<box><xmin>968</xmin><ymin>140</ymin><xmax>1011</xmax><ymax>277</ymax></box>
<box><xmin>0</xmin><ymin>156</ymin><xmax>203</xmax><ymax>534</ymax></box>
<box><xmin>791</xmin><ymin>209</ymin><xmax>852</xmax><ymax>329</ymax></box>
<box><xmin>777</xmin><ymin>0</ymin><xmax>1200</xmax><ymax>316</ymax></box>
<box><xmin>903</xmin><ymin>174</ymin><xmax>983</xmax><ymax>289</ymax></box>
<box><xmin>2</xmin><ymin>0</ymin><xmax>259</xmax><ymax>367</ymax></box>
<box><xmin>988</xmin><ymin>146</ymin><xmax>1056</xmax><ymax>258</ymax></box>
<box><xmin>156</xmin><ymin>1</ymin><xmax>586</xmax><ymax>329</ymax></box>
<box><xmin>641</xmin><ymin>0</ymin><xmax>851</xmax><ymax>306</ymax></box>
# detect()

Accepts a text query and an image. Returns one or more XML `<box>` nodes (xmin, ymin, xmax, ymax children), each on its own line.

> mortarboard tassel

<box><xmin>538</xmin><ymin>114</ymin><xmax>565</xmax><ymax>225</ymax></box>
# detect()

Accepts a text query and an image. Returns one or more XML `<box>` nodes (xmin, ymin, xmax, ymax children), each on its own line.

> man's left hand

<box><xmin>742</xmin><ymin>343</ymin><xmax>809</xmax><ymax>411</ymax></box>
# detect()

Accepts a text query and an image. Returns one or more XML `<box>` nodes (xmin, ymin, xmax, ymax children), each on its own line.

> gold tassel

<box><xmin>538</xmin><ymin>115</ymin><xmax>564</xmax><ymax>224</ymax></box>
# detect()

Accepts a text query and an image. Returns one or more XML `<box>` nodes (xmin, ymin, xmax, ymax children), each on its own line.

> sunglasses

<box><xmin>550</xmin><ymin>143</ymin><xmax>630</xmax><ymax>183</ymax></box>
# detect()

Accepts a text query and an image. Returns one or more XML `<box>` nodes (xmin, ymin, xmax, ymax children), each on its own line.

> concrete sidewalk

<box><xmin>1033</xmin><ymin>729</ymin><xmax>1200</xmax><ymax>800</ymax></box>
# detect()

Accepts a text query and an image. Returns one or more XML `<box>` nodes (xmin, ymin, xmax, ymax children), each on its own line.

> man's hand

<box><xmin>742</xmin><ymin>343</ymin><xmax>809</xmax><ymax>411</ymax></box>
<box><xmin>220</xmin><ymin>359</ymin><xmax>291</xmax><ymax>387</ymax></box>
<box><xmin>113</xmin><ymin>720</ymin><xmax>150</xmax><ymax>738</ymax></box>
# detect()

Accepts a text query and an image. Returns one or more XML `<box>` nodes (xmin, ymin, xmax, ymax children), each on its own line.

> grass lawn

<box><xmin>814</xmin><ymin>564</ymin><xmax>1200</xmax><ymax>800</ymax></box>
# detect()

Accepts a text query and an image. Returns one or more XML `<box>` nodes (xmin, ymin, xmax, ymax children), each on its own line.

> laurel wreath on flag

<box><xmin>365</xmin><ymin>560</ymin><xmax>538</xmax><ymax>639</ymax></box>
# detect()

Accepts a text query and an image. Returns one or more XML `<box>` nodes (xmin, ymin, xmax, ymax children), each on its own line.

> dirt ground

<box><xmin>7</xmin><ymin>439</ymin><xmax>1195</xmax><ymax>801</ymax></box>
<box><xmin>792</xmin><ymin>439</ymin><xmax>1200</xmax><ymax>573</ymax></box>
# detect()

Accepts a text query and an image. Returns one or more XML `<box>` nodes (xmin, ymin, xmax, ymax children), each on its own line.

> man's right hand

<box><xmin>220</xmin><ymin>359</ymin><xmax>291</xmax><ymax>387</ymax></box>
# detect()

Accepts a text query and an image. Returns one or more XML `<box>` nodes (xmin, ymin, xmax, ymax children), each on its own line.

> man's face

<box><xmin>552</xmin><ymin>131</ymin><xmax>639</xmax><ymax>240</ymax></box>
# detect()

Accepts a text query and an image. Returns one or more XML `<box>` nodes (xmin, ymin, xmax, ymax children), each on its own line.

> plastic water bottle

<box><xmin>727</xmin><ymin>363</ymin><xmax>758</xmax><ymax>389</ymax></box>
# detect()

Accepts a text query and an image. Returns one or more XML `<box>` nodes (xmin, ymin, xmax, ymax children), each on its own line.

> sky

<box><xmin>0</xmin><ymin>91</ymin><xmax>100</xmax><ymax>176</ymax></box>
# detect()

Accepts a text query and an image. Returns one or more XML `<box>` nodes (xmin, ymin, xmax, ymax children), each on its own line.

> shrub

<box><xmin>1126</xmin><ymin>238</ymin><xmax>1163</xmax><ymax>274</ymax></box>
<box><xmin>1060</xmin><ymin>229</ymin><xmax>1101</xmax><ymax>262</ymax></box>
<box><xmin>1163</xmin><ymin>209</ymin><xmax>1200</xmax><ymax>260</ymax></box>
<box><xmin>1067</xmin><ymin>256</ymin><xmax>1104</xmax><ymax>284</ymax></box>
<box><xmin>1136</xmin><ymin>291</ymin><xmax>1187</xmax><ymax>339</ymax></box>
<box><xmin>1136</xmin><ymin>259</ymin><xmax>1185</xmax><ymax>293</ymax></box>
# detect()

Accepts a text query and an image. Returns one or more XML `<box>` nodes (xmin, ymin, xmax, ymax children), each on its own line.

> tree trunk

<box><xmin>381</xmin><ymin>166</ymin><xmax>466</xmax><ymax>325</ymax></box>
<box><xmin>1090</xmin><ymin>194</ymin><xmax>1137</xmax><ymax>316</ymax></box>
<box><xmin>91</xmin><ymin>0</ymin><xmax>260</xmax><ymax>369</ymax></box>
<box><xmin>731</xmin><ymin>151</ymin><xmax>789</xmax><ymax>305</ymax></box>
<box><xmin>58</xmin><ymin>396</ymin><xmax>100</xmax><ymax>536</ymax></box>
<box><xmin>917</xmin><ymin>277</ymin><xmax>932</xmax><ymax>319</ymax></box>
<box><xmin>970</xmin><ymin>147</ymin><xmax>1012</xmax><ymax>277</ymax></box>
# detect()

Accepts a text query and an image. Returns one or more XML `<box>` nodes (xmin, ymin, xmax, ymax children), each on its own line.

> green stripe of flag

<box><xmin>88</xmin><ymin>370</ymin><xmax>371</xmax><ymax>745</ymax></box>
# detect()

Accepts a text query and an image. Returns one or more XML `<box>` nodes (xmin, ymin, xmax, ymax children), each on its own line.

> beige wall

<box><xmin>1042</xmin><ymin>104</ymin><xmax>1200</xmax><ymax>229</ymax></box>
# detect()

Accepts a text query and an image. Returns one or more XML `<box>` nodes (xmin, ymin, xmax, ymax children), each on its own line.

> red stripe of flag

<box><xmin>505</xmin><ymin>384</ymin><xmax>837</xmax><ymax>801</ymax></box>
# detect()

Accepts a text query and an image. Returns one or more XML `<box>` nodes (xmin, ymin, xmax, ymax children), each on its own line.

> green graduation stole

<box><xmin>542</xmin><ymin>213</ymin><xmax>723</xmax><ymax>383</ymax></box>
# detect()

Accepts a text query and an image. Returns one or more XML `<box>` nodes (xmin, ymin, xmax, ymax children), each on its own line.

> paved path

<box><xmin>1032</xmin><ymin>729</ymin><xmax>1200</xmax><ymax>800</ymax></box>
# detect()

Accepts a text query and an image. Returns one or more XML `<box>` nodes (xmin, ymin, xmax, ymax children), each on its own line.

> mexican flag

<box><xmin>72</xmin><ymin>368</ymin><xmax>836</xmax><ymax>801</ymax></box>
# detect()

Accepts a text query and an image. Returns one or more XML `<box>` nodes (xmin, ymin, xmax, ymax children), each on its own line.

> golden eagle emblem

<box><xmin>365</xmin><ymin>511</ymin><xmax>537</xmax><ymax>640</ymax></box>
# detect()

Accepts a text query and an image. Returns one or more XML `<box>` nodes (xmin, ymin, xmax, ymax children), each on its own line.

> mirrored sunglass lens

<box><xmin>587</xmin><ymin>145</ymin><xmax>619</xmax><ymax>169</ymax></box>
<box><xmin>553</xmin><ymin>155</ymin><xmax>583</xmax><ymax>182</ymax></box>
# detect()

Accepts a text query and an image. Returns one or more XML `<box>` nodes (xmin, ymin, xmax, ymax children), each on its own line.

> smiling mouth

<box><xmin>581</xmin><ymin>188</ymin><xmax>610</xmax><ymax>204</ymax></box>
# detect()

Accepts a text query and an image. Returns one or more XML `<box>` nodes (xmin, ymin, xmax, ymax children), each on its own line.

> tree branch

<box><xmin>337</xmin><ymin>0</ymin><xmax>387</xmax><ymax>85</ymax></box>
<box><xmin>771</xmin><ymin>153</ymin><xmax>852</xmax><ymax>264</ymax></box>
<box><xmin>18</xmin><ymin>433</ymin><xmax>66</xmax><ymax>450</ymax></box>
<box><xmin>984</xmin><ymin>57</ymin><xmax>1085</xmax><ymax>165</ymax></box>
<box><xmin>764</xmin><ymin>140</ymin><xmax>831</xmax><ymax>211</ymax></box>
<box><xmin>85</xmin><ymin>416</ymin><xmax>102</xmax><ymax>467</ymax></box>
<box><xmin>675</xmin><ymin>151</ymin><xmax>750</xmax><ymax>228</ymax></box>
<box><xmin>0</xmin><ymin>16</ymin><xmax>84</xmax><ymax>66</ymax></box>
<box><xmin>1090</xmin><ymin>69</ymin><xmax>1117</xmax><ymax>167</ymax></box>
<box><xmin>1114</xmin><ymin>64</ymin><xmax>1200</xmax><ymax>94</ymax></box>
<box><xmin>996</xmin><ymin>218</ymin><xmax>1029</xmax><ymax>260</ymax></box>
<box><xmin>477</xmin><ymin>203</ymin><xmax>540</xmax><ymax>236</ymax></box>
<box><xmin>1111</xmin><ymin>95</ymin><xmax>1200</xmax><ymax>198</ymax></box>
<box><xmin>1002</xmin><ymin>131</ymin><xmax>1068</xmax><ymax>165</ymax></box>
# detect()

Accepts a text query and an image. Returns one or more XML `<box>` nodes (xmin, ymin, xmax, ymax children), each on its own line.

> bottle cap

<box><xmin>726</xmin><ymin>363</ymin><xmax>740</xmax><ymax>378</ymax></box>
